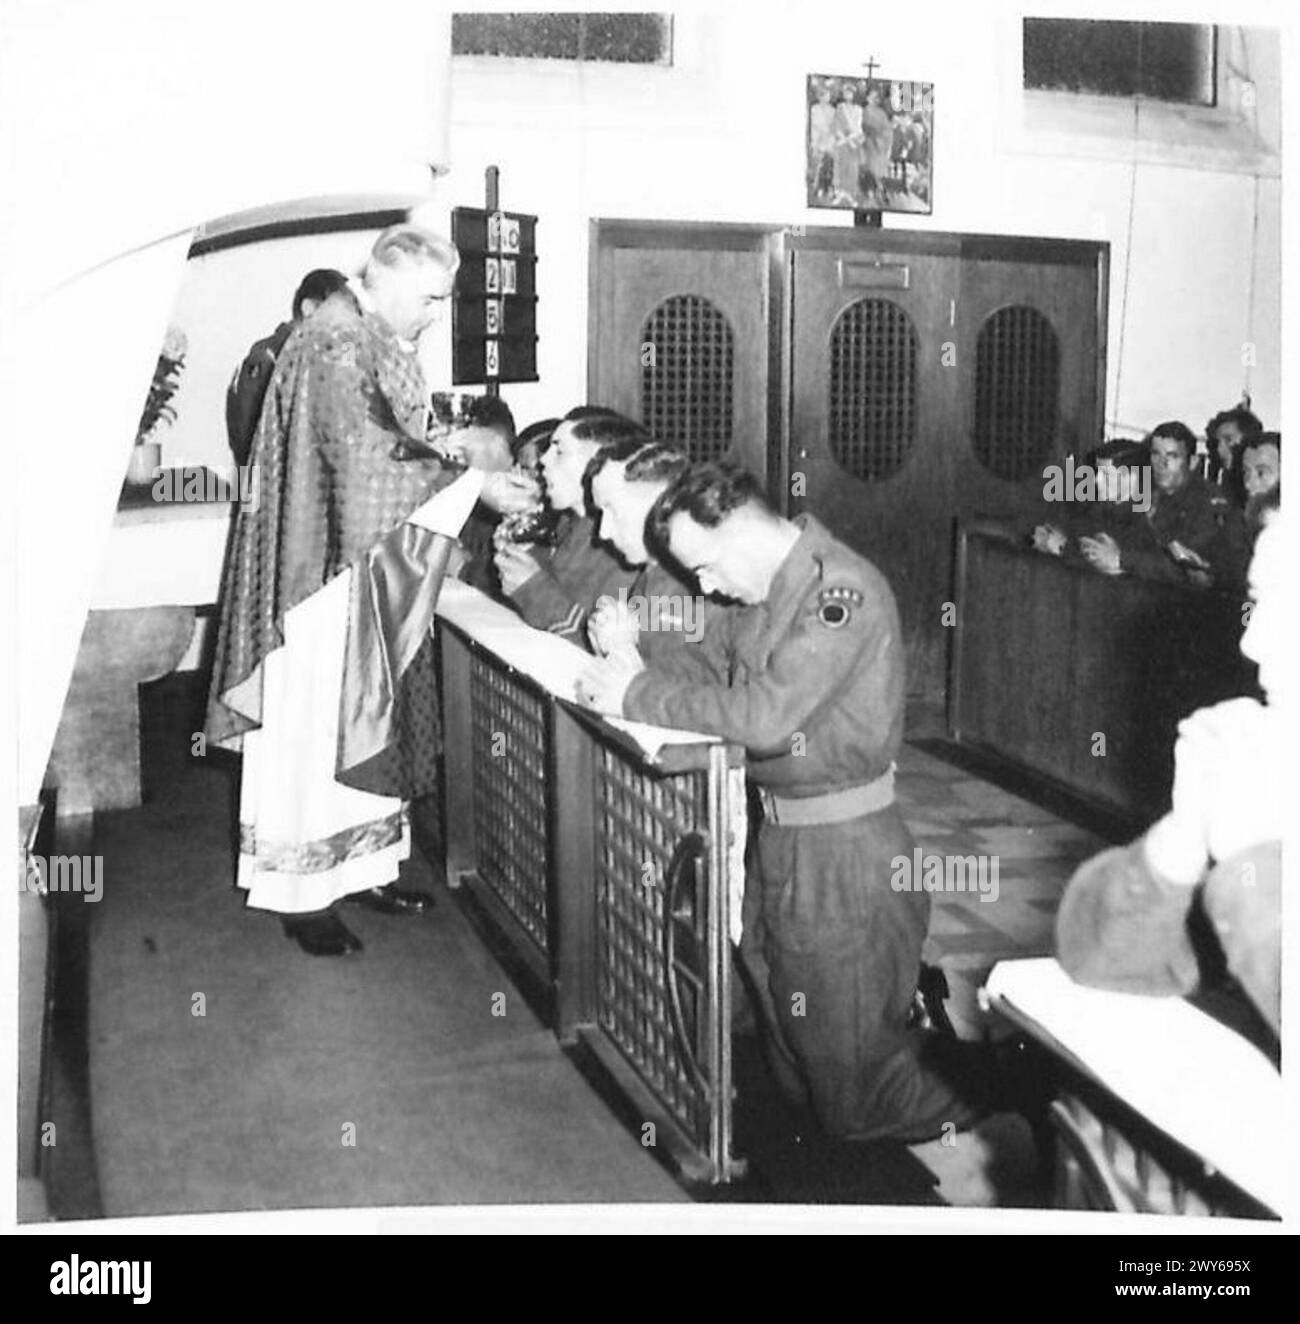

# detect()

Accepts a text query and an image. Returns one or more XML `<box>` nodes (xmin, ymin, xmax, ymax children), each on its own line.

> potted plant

<box><xmin>126</xmin><ymin>326</ymin><xmax>188</xmax><ymax>484</ymax></box>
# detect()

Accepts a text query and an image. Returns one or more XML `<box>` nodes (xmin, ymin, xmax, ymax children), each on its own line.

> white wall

<box><xmin>162</xmin><ymin>219</ymin><xmax>457</xmax><ymax>476</ymax></box>
<box><xmin>442</xmin><ymin>2</ymin><xmax>1282</xmax><ymax>440</ymax></box>
<box><xmin>3</xmin><ymin>0</ymin><xmax>453</xmax><ymax>807</ymax></box>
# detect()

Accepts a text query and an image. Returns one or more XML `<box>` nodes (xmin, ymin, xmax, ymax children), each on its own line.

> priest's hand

<box><xmin>480</xmin><ymin>470</ymin><xmax>542</xmax><ymax>515</ymax></box>
<box><xmin>575</xmin><ymin>651</ymin><xmax>646</xmax><ymax>716</ymax></box>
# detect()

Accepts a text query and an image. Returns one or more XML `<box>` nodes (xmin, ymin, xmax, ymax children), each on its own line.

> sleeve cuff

<box><xmin>405</xmin><ymin>468</ymin><xmax>485</xmax><ymax>537</ymax></box>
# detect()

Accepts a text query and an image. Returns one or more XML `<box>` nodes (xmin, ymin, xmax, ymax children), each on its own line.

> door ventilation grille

<box><xmin>641</xmin><ymin>295</ymin><xmax>734</xmax><ymax>462</ymax></box>
<box><xmin>828</xmin><ymin>297</ymin><xmax>918</xmax><ymax>481</ymax></box>
<box><xmin>973</xmin><ymin>305</ymin><xmax>1060</xmax><ymax>481</ymax></box>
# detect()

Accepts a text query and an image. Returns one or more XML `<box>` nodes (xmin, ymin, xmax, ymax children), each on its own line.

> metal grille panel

<box><xmin>594</xmin><ymin>749</ymin><xmax>712</xmax><ymax>1140</ymax></box>
<box><xmin>469</xmin><ymin>657</ymin><xmax>550</xmax><ymax>954</ymax></box>
<box><xmin>972</xmin><ymin>304</ymin><xmax>1061</xmax><ymax>481</ymax></box>
<box><xmin>641</xmin><ymin>295</ymin><xmax>734</xmax><ymax>461</ymax></box>
<box><xmin>828</xmin><ymin>298</ymin><xmax>918</xmax><ymax>480</ymax></box>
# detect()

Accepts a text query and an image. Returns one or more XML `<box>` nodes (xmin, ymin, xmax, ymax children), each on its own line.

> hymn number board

<box><xmin>451</xmin><ymin>207</ymin><xmax>539</xmax><ymax>385</ymax></box>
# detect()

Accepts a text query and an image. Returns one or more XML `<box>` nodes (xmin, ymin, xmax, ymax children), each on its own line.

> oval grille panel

<box><xmin>641</xmin><ymin>295</ymin><xmax>734</xmax><ymax>462</ymax></box>
<box><xmin>973</xmin><ymin>305</ymin><xmax>1061</xmax><ymax>481</ymax></box>
<box><xmin>828</xmin><ymin>298</ymin><xmax>918</xmax><ymax>481</ymax></box>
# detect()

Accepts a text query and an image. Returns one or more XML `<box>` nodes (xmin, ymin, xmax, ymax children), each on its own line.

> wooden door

<box><xmin>588</xmin><ymin>221</ymin><xmax>778</xmax><ymax>483</ymax></box>
<box><xmin>788</xmin><ymin>241</ymin><xmax>962</xmax><ymax>694</ymax></box>
<box><xmin>953</xmin><ymin>243</ymin><xmax>1108</xmax><ymax>529</ymax></box>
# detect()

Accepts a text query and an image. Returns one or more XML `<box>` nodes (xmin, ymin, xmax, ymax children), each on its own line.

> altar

<box><xmin>44</xmin><ymin>486</ymin><xmax>233</xmax><ymax>818</ymax></box>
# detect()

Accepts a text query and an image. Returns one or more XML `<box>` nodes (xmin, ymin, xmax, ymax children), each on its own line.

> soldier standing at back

<box><xmin>578</xmin><ymin>464</ymin><xmax>990</xmax><ymax>1142</ymax></box>
<box><xmin>225</xmin><ymin>268</ymin><xmax>349</xmax><ymax>468</ymax></box>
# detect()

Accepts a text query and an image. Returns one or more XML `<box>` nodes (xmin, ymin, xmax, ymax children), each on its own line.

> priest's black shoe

<box><xmin>282</xmin><ymin>910</ymin><xmax>364</xmax><ymax>956</ymax></box>
<box><xmin>345</xmin><ymin>884</ymin><xmax>434</xmax><ymax>915</ymax></box>
<box><xmin>908</xmin><ymin>962</ymin><xmax>958</xmax><ymax>1038</ymax></box>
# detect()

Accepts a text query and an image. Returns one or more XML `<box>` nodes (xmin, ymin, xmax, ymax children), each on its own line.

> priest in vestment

<box><xmin>206</xmin><ymin>223</ymin><xmax>533</xmax><ymax>955</ymax></box>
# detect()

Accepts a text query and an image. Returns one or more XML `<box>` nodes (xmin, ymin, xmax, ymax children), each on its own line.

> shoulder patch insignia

<box><xmin>817</xmin><ymin>586</ymin><xmax>862</xmax><ymax>628</ymax></box>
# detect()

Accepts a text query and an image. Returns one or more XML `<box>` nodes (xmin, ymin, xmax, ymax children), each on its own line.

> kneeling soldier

<box><xmin>578</xmin><ymin>464</ymin><xmax>986</xmax><ymax>1142</ymax></box>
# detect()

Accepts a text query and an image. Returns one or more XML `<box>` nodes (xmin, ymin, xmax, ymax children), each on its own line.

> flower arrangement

<box><xmin>135</xmin><ymin>326</ymin><xmax>189</xmax><ymax>446</ymax></box>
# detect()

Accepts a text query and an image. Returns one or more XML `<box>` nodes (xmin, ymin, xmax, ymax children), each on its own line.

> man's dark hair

<box><xmin>1208</xmin><ymin>407</ymin><xmax>1264</xmax><ymax>442</ymax></box>
<box><xmin>567</xmin><ymin>415</ymin><xmax>650</xmax><ymax>449</ymax></box>
<box><xmin>647</xmin><ymin>462</ymin><xmax>767</xmax><ymax>552</ymax></box>
<box><xmin>1244</xmin><ymin>430</ymin><xmax>1281</xmax><ymax>456</ymax></box>
<box><xmin>292</xmin><ymin>268</ymin><xmax>349</xmax><ymax>320</ymax></box>
<box><xmin>586</xmin><ymin>439</ymin><xmax>687</xmax><ymax>488</ymax></box>
<box><xmin>513</xmin><ymin>417</ymin><xmax>559</xmax><ymax>462</ymax></box>
<box><xmin>1086</xmin><ymin>438</ymin><xmax>1149</xmax><ymax>470</ymax></box>
<box><xmin>1147</xmin><ymin>420</ymin><xmax>1198</xmax><ymax>460</ymax></box>
<box><xmin>463</xmin><ymin>393</ymin><xmax>517</xmax><ymax>445</ymax></box>
<box><xmin>563</xmin><ymin>404</ymin><xmax>630</xmax><ymax>424</ymax></box>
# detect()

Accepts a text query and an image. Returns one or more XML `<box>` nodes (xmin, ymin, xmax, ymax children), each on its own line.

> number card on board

<box><xmin>451</xmin><ymin>206</ymin><xmax>538</xmax><ymax>385</ymax></box>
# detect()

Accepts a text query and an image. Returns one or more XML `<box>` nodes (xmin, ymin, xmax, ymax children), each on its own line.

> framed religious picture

<box><xmin>806</xmin><ymin>73</ymin><xmax>933</xmax><ymax>215</ymax></box>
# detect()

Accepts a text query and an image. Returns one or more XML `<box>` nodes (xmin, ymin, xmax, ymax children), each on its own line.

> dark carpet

<box><xmin>86</xmin><ymin>677</ymin><xmax>685</xmax><ymax>1214</ymax></box>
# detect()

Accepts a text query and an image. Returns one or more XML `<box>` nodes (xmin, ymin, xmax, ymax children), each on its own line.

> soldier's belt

<box><xmin>757</xmin><ymin>764</ymin><xmax>896</xmax><ymax>827</ymax></box>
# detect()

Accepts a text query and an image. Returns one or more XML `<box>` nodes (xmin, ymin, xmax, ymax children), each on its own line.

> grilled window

<box><xmin>453</xmin><ymin>13</ymin><xmax>673</xmax><ymax>65</ymax></box>
<box><xmin>1023</xmin><ymin>19</ymin><xmax>1216</xmax><ymax>106</ymax></box>
<box><xmin>827</xmin><ymin>298</ymin><xmax>918</xmax><ymax>481</ymax></box>
<box><xmin>641</xmin><ymin>295</ymin><xmax>734</xmax><ymax>462</ymax></box>
<box><xmin>972</xmin><ymin>305</ymin><xmax>1061</xmax><ymax>482</ymax></box>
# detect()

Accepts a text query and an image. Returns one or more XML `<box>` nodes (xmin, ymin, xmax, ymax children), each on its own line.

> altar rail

<box><xmin>436</xmin><ymin>609</ymin><xmax>746</xmax><ymax>1186</ymax></box>
<box><xmin>949</xmin><ymin>520</ymin><xmax>1257</xmax><ymax>828</ymax></box>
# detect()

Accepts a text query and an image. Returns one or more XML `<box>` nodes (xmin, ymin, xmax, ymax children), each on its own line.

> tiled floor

<box><xmin>887</xmin><ymin>705</ymin><xmax>1120</xmax><ymax>1206</ymax></box>
<box><xmin>897</xmin><ymin>702</ymin><xmax>1112</xmax><ymax>1043</ymax></box>
<box><xmin>901</xmin><ymin>742</ymin><xmax>1109</xmax><ymax>1041</ymax></box>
